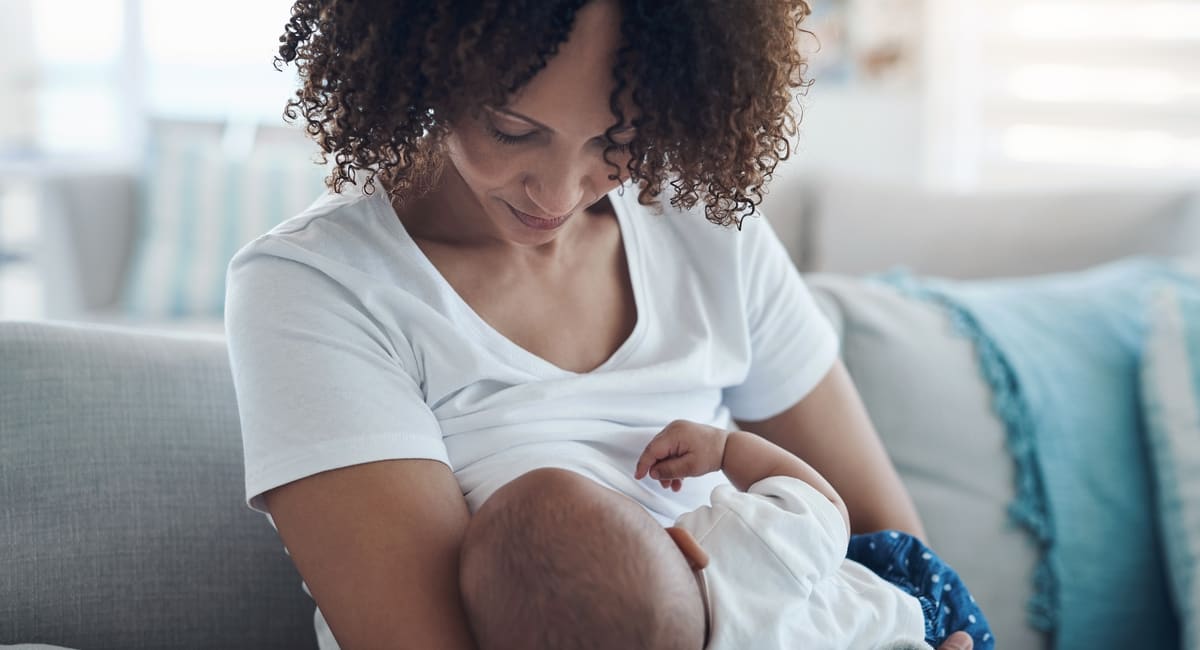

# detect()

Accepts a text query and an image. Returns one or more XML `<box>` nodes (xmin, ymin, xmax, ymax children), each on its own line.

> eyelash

<box><xmin>487</xmin><ymin>126</ymin><xmax>632</xmax><ymax>153</ymax></box>
<box><xmin>488</xmin><ymin>128</ymin><xmax>528</xmax><ymax>146</ymax></box>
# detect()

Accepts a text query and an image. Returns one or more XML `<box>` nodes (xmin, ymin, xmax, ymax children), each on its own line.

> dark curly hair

<box><xmin>276</xmin><ymin>0</ymin><xmax>814</xmax><ymax>227</ymax></box>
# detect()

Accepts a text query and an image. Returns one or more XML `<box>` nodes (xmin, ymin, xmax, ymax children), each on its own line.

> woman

<box><xmin>226</xmin><ymin>1</ymin><xmax>973</xmax><ymax>648</ymax></box>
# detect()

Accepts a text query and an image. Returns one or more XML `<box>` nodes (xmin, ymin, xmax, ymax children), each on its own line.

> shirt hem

<box><xmin>245</xmin><ymin>433</ymin><xmax>451</xmax><ymax>514</ymax></box>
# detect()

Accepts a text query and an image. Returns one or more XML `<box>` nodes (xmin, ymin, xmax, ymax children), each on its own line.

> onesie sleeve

<box><xmin>225</xmin><ymin>240</ymin><xmax>448</xmax><ymax>516</ymax></box>
<box><xmin>679</xmin><ymin>477</ymin><xmax>849</xmax><ymax>588</ymax></box>
<box><xmin>721</xmin><ymin>215</ymin><xmax>840</xmax><ymax>421</ymax></box>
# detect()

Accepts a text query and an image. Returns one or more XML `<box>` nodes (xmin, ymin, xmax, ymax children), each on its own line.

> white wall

<box><xmin>760</xmin><ymin>87</ymin><xmax>924</xmax><ymax>263</ymax></box>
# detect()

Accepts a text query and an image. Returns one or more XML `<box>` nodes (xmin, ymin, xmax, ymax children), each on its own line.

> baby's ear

<box><xmin>665</xmin><ymin>526</ymin><xmax>709</xmax><ymax>570</ymax></box>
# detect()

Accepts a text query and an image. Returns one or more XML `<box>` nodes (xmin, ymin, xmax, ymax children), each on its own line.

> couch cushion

<box><xmin>807</xmin><ymin>274</ymin><xmax>1047</xmax><ymax>650</ymax></box>
<box><xmin>0</xmin><ymin>321</ymin><xmax>315</xmax><ymax>649</ymax></box>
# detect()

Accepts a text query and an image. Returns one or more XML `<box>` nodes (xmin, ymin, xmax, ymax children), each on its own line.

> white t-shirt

<box><xmin>224</xmin><ymin>180</ymin><xmax>840</xmax><ymax>648</ymax></box>
<box><xmin>679</xmin><ymin>476</ymin><xmax>929</xmax><ymax>650</ymax></box>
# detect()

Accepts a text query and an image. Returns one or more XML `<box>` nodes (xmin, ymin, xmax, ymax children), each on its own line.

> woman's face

<box><xmin>443</xmin><ymin>0</ymin><xmax>637</xmax><ymax>247</ymax></box>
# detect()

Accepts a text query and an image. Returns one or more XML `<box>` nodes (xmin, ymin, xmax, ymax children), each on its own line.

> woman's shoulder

<box><xmin>223</xmin><ymin>189</ymin><xmax>433</xmax><ymax>372</ymax></box>
<box><xmin>228</xmin><ymin>188</ymin><xmax>421</xmax><ymax>287</ymax></box>
<box><xmin>234</xmin><ymin>188</ymin><xmax>381</xmax><ymax>260</ymax></box>
<box><xmin>617</xmin><ymin>183</ymin><xmax>784</xmax><ymax>270</ymax></box>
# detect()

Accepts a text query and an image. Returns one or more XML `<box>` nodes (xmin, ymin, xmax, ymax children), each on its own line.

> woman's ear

<box><xmin>665</xmin><ymin>526</ymin><xmax>710</xmax><ymax>570</ymax></box>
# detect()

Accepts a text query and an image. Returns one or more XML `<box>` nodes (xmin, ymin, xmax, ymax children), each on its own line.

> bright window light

<box><xmin>35</xmin><ymin>84</ymin><xmax>123</xmax><ymax>154</ymax></box>
<box><xmin>1001</xmin><ymin>124</ymin><xmax>1198</xmax><ymax>169</ymax></box>
<box><xmin>142</xmin><ymin>1</ymin><xmax>293</xmax><ymax>65</ymax></box>
<box><xmin>32</xmin><ymin>0</ymin><xmax>123</xmax><ymax>65</ymax></box>
<box><xmin>1007</xmin><ymin>64</ymin><xmax>1189</xmax><ymax>105</ymax></box>
<box><xmin>1009</xmin><ymin>3</ymin><xmax>1200</xmax><ymax>41</ymax></box>
<box><xmin>141</xmin><ymin>1</ymin><xmax>299</xmax><ymax>121</ymax></box>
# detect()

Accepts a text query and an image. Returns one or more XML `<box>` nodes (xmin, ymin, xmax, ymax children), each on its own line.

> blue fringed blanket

<box><xmin>880</xmin><ymin>258</ymin><xmax>1187</xmax><ymax>650</ymax></box>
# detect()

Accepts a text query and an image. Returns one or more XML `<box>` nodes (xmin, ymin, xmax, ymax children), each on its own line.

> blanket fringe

<box><xmin>878</xmin><ymin>272</ymin><xmax>1058</xmax><ymax>632</ymax></box>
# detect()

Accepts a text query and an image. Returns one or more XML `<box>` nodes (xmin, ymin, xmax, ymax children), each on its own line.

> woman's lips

<box><xmin>507</xmin><ymin>203</ymin><xmax>571</xmax><ymax>231</ymax></box>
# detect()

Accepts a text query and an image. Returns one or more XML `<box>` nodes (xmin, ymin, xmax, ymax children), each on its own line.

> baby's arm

<box><xmin>722</xmin><ymin>430</ymin><xmax>850</xmax><ymax>534</ymax></box>
<box><xmin>636</xmin><ymin>420</ymin><xmax>851</xmax><ymax>533</ymax></box>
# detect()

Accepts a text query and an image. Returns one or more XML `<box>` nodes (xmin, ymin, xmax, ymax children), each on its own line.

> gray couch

<box><xmin>2</xmin><ymin>272</ymin><xmax>1050</xmax><ymax>649</ymax></box>
<box><xmin>0</xmin><ymin>323</ymin><xmax>317</xmax><ymax>649</ymax></box>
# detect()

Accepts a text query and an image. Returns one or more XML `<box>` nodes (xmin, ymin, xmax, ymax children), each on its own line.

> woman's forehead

<box><xmin>500</xmin><ymin>0</ymin><xmax>638</xmax><ymax>134</ymax></box>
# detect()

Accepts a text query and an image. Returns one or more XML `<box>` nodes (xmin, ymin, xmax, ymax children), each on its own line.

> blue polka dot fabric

<box><xmin>847</xmin><ymin>530</ymin><xmax>994</xmax><ymax>649</ymax></box>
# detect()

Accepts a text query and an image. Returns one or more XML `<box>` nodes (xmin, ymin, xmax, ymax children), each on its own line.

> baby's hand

<box><xmin>634</xmin><ymin>420</ymin><xmax>730</xmax><ymax>492</ymax></box>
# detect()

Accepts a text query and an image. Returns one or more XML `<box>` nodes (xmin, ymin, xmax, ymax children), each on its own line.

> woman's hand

<box><xmin>634</xmin><ymin>419</ymin><xmax>730</xmax><ymax>491</ymax></box>
<box><xmin>938</xmin><ymin>631</ymin><xmax>974</xmax><ymax>649</ymax></box>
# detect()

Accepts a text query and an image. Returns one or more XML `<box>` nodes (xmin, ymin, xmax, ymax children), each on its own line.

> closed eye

<box><xmin>486</xmin><ymin>117</ymin><xmax>635</xmax><ymax>153</ymax></box>
<box><xmin>487</xmin><ymin>126</ymin><xmax>535</xmax><ymax>145</ymax></box>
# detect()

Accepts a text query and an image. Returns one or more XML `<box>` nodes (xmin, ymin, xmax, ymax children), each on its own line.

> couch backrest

<box><xmin>801</xmin><ymin>172</ymin><xmax>1200</xmax><ymax>278</ymax></box>
<box><xmin>0</xmin><ymin>321</ymin><xmax>316</xmax><ymax>649</ymax></box>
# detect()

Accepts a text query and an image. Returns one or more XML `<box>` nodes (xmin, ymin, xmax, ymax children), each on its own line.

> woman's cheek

<box><xmin>447</xmin><ymin>130</ymin><xmax>519</xmax><ymax>185</ymax></box>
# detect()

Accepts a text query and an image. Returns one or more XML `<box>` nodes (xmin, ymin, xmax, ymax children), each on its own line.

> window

<box><xmin>141</xmin><ymin>1</ymin><xmax>300</xmax><ymax>121</ymax></box>
<box><xmin>1</xmin><ymin>0</ymin><xmax>299</xmax><ymax>162</ymax></box>
<box><xmin>925</xmin><ymin>0</ymin><xmax>1200</xmax><ymax>189</ymax></box>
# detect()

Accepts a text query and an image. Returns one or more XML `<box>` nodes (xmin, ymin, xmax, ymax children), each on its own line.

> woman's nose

<box><xmin>524</xmin><ymin>158</ymin><xmax>593</xmax><ymax>218</ymax></box>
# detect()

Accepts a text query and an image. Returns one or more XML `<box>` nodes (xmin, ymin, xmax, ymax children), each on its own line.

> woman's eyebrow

<box><xmin>490</xmin><ymin>107</ymin><xmax>636</xmax><ymax>135</ymax></box>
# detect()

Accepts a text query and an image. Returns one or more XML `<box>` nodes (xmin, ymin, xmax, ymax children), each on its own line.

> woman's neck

<box><xmin>391</xmin><ymin>167</ymin><xmax>600</xmax><ymax>264</ymax></box>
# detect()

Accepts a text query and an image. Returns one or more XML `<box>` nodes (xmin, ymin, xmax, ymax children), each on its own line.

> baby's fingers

<box><xmin>635</xmin><ymin>449</ymin><xmax>659</xmax><ymax>480</ymax></box>
<box><xmin>647</xmin><ymin>455</ymin><xmax>696</xmax><ymax>480</ymax></box>
<box><xmin>635</xmin><ymin>435</ymin><xmax>679</xmax><ymax>479</ymax></box>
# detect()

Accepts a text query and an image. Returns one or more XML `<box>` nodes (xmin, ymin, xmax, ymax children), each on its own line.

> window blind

<box><xmin>924</xmin><ymin>0</ymin><xmax>1200</xmax><ymax>189</ymax></box>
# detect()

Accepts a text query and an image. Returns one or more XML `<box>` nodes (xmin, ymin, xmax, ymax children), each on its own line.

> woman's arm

<box><xmin>734</xmin><ymin>359</ymin><xmax>928</xmax><ymax>540</ymax></box>
<box><xmin>263</xmin><ymin>459</ymin><xmax>478</xmax><ymax>650</ymax></box>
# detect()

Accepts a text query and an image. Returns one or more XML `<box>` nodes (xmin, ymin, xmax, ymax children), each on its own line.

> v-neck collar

<box><xmin>374</xmin><ymin>181</ymin><xmax>647</xmax><ymax>379</ymax></box>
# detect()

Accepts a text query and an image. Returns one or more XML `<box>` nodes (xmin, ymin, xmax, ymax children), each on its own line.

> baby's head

<box><xmin>459</xmin><ymin>468</ymin><xmax>708</xmax><ymax>650</ymax></box>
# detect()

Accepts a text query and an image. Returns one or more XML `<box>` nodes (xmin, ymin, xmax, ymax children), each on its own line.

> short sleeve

<box><xmin>225</xmin><ymin>241</ymin><xmax>448</xmax><ymax>515</ymax></box>
<box><xmin>722</xmin><ymin>215</ymin><xmax>840</xmax><ymax>421</ymax></box>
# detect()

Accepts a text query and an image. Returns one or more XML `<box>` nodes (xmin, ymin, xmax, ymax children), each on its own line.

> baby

<box><xmin>458</xmin><ymin>420</ymin><xmax>993</xmax><ymax>649</ymax></box>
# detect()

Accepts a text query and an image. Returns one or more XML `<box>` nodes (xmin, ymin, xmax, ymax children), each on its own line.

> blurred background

<box><xmin>0</xmin><ymin>0</ymin><xmax>1198</xmax><ymax>333</ymax></box>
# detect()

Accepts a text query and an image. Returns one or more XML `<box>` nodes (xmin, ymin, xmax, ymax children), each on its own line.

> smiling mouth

<box><xmin>506</xmin><ymin>203</ymin><xmax>571</xmax><ymax>230</ymax></box>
